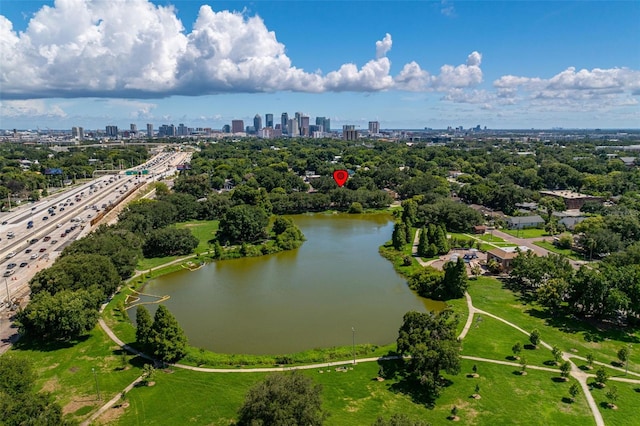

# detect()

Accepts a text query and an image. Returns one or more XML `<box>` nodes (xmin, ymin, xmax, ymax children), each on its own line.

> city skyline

<box><xmin>0</xmin><ymin>0</ymin><xmax>639</xmax><ymax>130</ymax></box>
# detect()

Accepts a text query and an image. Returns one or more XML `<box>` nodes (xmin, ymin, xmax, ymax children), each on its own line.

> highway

<box><xmin>0</xmin><ymin>149</ymin><xmax>192</xmax><ymax>314</ymax></box>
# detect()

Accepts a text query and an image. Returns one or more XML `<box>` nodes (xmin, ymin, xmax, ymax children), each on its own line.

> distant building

<box><xmin>487</xmin><ymin>246</ymin><xmax>533</xmax><ymax>272</ymax></box>
<box><xmin>539</xmin><ymin>190</ymin><xmax>604</xmax><ymax>210</ymax></box>
<box><xmin>158</xmin><ymin>124</ymin><xmax>176</xmax><ymax>137</ymax></box>
<box><xmin>281</xmin><ymin>112</ymin><xmax>288</xmax><ymax>134</ymax></box>
<box><xmin>105</xmin><ymin>125</ymin><xmax>118</xmax><ymax>138</ymax></box>
<box><xmin>265</xmin><ymin>113</ymin><xmax>274</xmax><ymax>128</ymax></box>
<box><xmin>177</xmin><ymin>123</ymin><xmax>189</xmax><ymax>136</ymax></box>
<box><xmin>300</xmin><ymin>116</ymin><xmax>310</xmax><ymax>136</ymax></box>
<box><xmin>316</xmin><ymin>116</ymin><xmax>330</xmax><ymax>133</ymax></box>
<box><xmin>130</xmin><ymin>123</ymin><xmax>137</xmax><ymax>133</ymax></box>
<box><xmin>146</xmin><ymin>123</ymin><xmax>153</xmax><ymax>137</ymax></box>
<box><xmin>231</xmin><ymin>120</ymin><xmax>245</xmax><ymax>134</ymax></box>
<box><xmin>288</xmin><ymin>119</ymin><xmax>299</xmax><ymax>136</ymax></box>
<box><xmin>71</xmin><ymin>126</ymin><xmax>84</xmax><ymax>140</ymax></box>
<box><xmin>343</xmin><ymin>125</ymin><xmax>358</xmax><ymax>141</ymax></box>
<box><xmin>506</xmin><ymin>215</ymin><xmax>545</xmax><ymax>230</ymax></box>
<box><xmin>368</xmin><ymin>121</ymin><xmax>380</xmax><ymax>134</ymax></box>
<box><xmin>222</xmin><ymin>124</ymin><xmax>231</xmax><ymax>133</ymax></box>
<box><xmin>254</xmin><ymin>114</ymin><xmax>262</xmax><ymax>133</ymax></box>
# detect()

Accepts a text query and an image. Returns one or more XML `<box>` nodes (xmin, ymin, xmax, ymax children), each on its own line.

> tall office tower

<box><xmin>130</xmin><ymin>123</ymin><xmax>137</xmax><ymax>133</ymax></box>
<box><xmin>254</xmin><ymin>114</ymin><xmax>262</xmax><ymax>132</ymax></box>
<box><xmin>106</xmin><ymin>125</ymin><xmax>118</xmax><ymax>138</ymax></box>
<box><xmin>300</xmin><ymin>116</ymin><xmax>310</xmax><ymax>137</ymax></box>
<box><xmin>159</xmin><ymin>124</ymin><xmax>176</xmax><ymax>137</ymax></box>
<box><xmin>368</xmin><ymin>121</ymin><xmax>380</xmax><ymax>134</ymax></box>
<box><xmin>294</xmin><ymin>112</ymin><xmax>303</xmax><ymax>134</ymax></box>
<box><xmin>231</xmin><ymin>120</ymin><xmax>245</xmax><ymax>133</ymax></box>
<box><xmin>288</xmin><ymin>119</ymin><xmax>299</xmax><ymax>136</ymax></box>
<box><xmin>178</xmin><ymin>123</ymin><xmax>189</xmax><ymax>136</ymax></box>
<box><xmin>316</xmin><ymin>116</ymin><xmax>330</xmax><ymax>133</ymax></box>
<box><xmin>265</xmin><ymin>114</ymin><xmax>273</xmax><ymax>128</ymax></box>
<box><xmin>281</xmin><ymin>112</ymin><xmax>289</xmax><ymax>134</ymax></box>
<box><xmin>71</xmin><ymin>126</ymin><xmax>84</xmax><ymax>140</ymax></box>
<box><xmin>146</xmin><ymin>123</ymin><xmax>153</xmax><ymax>137</ymax></box>
<box><xmin>342</xmin><ymin>125</ymin><xmax>358</xmax><ymax>141</ymax></box>
<box><xmin>315</xmin><ymin>117</ymin><xmax>326</xmax><ymax>133</ymax></box>
<box><xmin>222</xmin><ymin>124</ymin><xmax>231</xmax><ymax>133</ymax></box>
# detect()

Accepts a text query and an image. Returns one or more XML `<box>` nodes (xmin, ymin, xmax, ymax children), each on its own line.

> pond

<box><xmin>134</xmin><ymin>213</ymin><xmax>445</xmax><ymax>354</ymax></box>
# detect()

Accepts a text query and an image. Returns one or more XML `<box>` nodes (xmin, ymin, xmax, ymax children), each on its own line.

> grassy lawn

<box><xmin>9</xmin><ymin>326</ymin><xmax>143</xmax><ymax>425</ymax></box>
<box><xmin>113</xmin><ymin>358</ymin><xmax>594</xmax><ymax>425</ymax></box>
<box><xmin>534</xmin><ymin>240</ymin><xmax>584</xmax><ymax>261</ymax></box>
<box><xmin>590</xmin><ymin>382</ymin><xmax>640</xmax><ymax>426</ymax></box>
<box><xmin>477</xmin><ymin>233</ymin><xmax>506</xmax><ymax>243</ymax></box>
<box><xmin>462</xmin><ymin>314</ymin><xmax>555</xmax><ymax>368</ymax></box>
<box><xmin>467</xmin><ymin>277</ymin><xmax>640</xmax><ymax>375</ymax></box>
<box><xmin>502</xmin><ymin>228</ymin><xmax>549</xmax><ymax>238</ymax></box>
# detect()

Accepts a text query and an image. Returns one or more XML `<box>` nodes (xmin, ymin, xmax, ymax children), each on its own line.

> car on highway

<box><xmin>19</xmin><ymin>262</ymin><xmax>28</xmax><ymax>268</ymax></box>
<box><xmin>42</xmin><ymin>216</ymin><xmax>48</xmax><ymax>220</ymax></box>
<box><xmin>38</xmin><ymin>247</ymin><xmax>47</xmax><ymax>253</ymax></box>
<box><xmin>5</xmin><ymin>252</ymin><xmax>16</xmax><ymax>259</ymax></box>
<box><xmin>29</xmin><ymin>238</ymin><xmax>38</xmax><ymax>245</ymax></box>
<box><xmin>6</xmin><ymin>263</ymin><xmax>17</xmax><ymax>269</ymax></box>
<box><xmin>30</xmin><ymin>253</ymin><xmax>39</xmax><ymax>260</ymax></box>
<box><xmin>43</xmin><ymin>236</ymin><xmax>51</xmax><ymax>242</ymax></box>
<box><xmin>24</xmin><ymin>248</ymin><xmax>32</xmax><ymax>254</ymax></box>
<box><xmin>1</xmin><ymin>221</ymin><xmax>8</xmax><ymax>225</ymax></box>
<box><xmin>50</xmin><ymin>240</ymin><xmax>58</xmax><ymax>245</ymax></box>
<box><xmin>3</xmin><ymin>270</ymin><xmax>15</xmax><ymax>277</ymax></box>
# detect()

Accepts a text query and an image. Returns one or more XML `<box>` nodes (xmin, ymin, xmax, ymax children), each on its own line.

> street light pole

<box><xmin>4</xmin><ymin>278</ymin><xmax>10</xmax><ymax>304</ymax></box>
<box><xmin>352</xmin><ymin>327</ymin><xmax>356</xmax><ymax>365</ymax></box>
<box><xmin>92</xmin><ymin>368</ymin><xmax>101</xmax><ymax>401</ymax></box>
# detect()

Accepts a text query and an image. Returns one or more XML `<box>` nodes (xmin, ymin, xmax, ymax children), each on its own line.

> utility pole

<box><xmin>92</xmin><ymin>368</ymin><xmax>101</xmax><ymax>401</ymax></box>
<box><xmin>352</xmin><ymin>327</ymin><xmax>356</xmax><ymax>365</ymax></box>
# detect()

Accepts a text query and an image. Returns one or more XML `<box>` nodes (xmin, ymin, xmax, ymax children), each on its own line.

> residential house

<box><xmin>506</xmin><ymin>215</ymin><xmax>545</xmax><ymax>230</ymax></box>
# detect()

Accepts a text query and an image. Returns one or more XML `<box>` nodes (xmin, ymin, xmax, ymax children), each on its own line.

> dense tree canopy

<box><xmin>237</xmin><ymin>372</ymin><xmax>327</xmax><ymax>426</ymax></box>
<box><xmin>396</xmin><ymin>311</ymin><xmax>461</xmax><ymax>400</ymax></box>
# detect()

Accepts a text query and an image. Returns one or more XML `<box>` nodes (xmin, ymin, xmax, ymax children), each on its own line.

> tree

<box><xmin>606</xmin><ymin>385</ymin><xmax>618</xmax><ymax>408</ymax></box>
<box><xmin>392</xmin><ymin>221</ymin><xmax>408</xmax><ymax>250</ymax></box>
<box><xmin>617</xmin><ymin>346</ymin><xmax>630</xmax><ymax>372</ymax></box>
<box><xmin>401</xmin><ymin>199</ymin><xmax>418</xmax><ymax>228</ymax></box>
<box><xmin>16</xmin><ymin>289</ymin><xmax>100</xmax><ymax>340</ymax></box>
<box><xmin>396</xmin><ymin>311</ymin><xmax>461</xmax><ymax>398</ymax></box>
<box><xmin>519</xmin><ymin>356</ymin><xmax>528</xmax><ymax>374</ymax></box>
<box><xmin>568</xmin><ymin>383</ymin><xmax>580</xmax><ymax>403</ymax></box>
<box><xmin>441</xmin><ymin>258</ymin><xmax>468</xmax><ymax>299</ymax></box>
<box><xmin>237</xmin><ymin>372</ymin><xmax>327</xmax><ymax>426</ymax></box>
<box><xmin>217</xmin><ymin>204</ymin><xmax>269</xmax><ymax>244</ymax></box>
<box><xmin>560</xmin><ymin>361</ymin><xmax>572</xmax><ymax>379</ymax></box>
<box><xmin>143</xmin><ymin>227</ymin><xmax>199</xmax><ymax>258</ymax></box>
<box><xmin>417</xmin><ymin>227</ymin><xmax>429</xmax><ymax>257</ymax></box>
<box><xmin>0</xmin><ymin>355</ymin><xmax>67</xmax><ymax>425</ymax></box>
<box><xmin>529</xmin><ymin>329</ymin><xmax>541</xmax><ymax>348</ymax></box>
<box><xmin>348</xmin><ymin>201</ymin><xmax>364</xmax><ymax>214</ymax></box>
<box><xmin>551</xmin><ymin>345</ymin><xmax>562</xmax><ymax>365</ymax></box>
<box><xmin>408</xmin><ymin>267</ymin><xmax>444</xmax><ymax>299</ymax></box>
<box><xmin>0</xmin><ymin>354</ymin><xmax>36</xmax><ymax>397</ymax></box>
<box><xmin>471</xmin><ymin>264</ymin><xmax>482</xmax><ymax>280</ymax></box>
<box><xmin>136</xmin><ymin>306</ymin><xmax>153</xmax><ymax>349</ymax></box>
<box><xmin>150</xmin><ymin>305</ymin><xmax>188</xmax><ymax>363</ymax></box>
<box><xmin>512</xmin><ymin>342</ymin><xmax>522</xmax><ymax>360</ymax></box>
<box><xmin>141</xmin><ymin>364</ymin><xmax>156</xmax><ymax>386</ymax></box>
<box><xmin>586</xmin><ymin>352</ymin><xmax>595</xmax><ymax>369</ymax></box>
<box><xmin>595</xmin><ymin>366</ymin><xmax>608</xmax><ymax>387</ymax></box>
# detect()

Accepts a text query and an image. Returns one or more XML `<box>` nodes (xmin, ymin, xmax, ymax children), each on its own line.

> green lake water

<box><xmin>137</xmin><ymin>213</ymin><xmax>444</xmax><ymax>354</ymax></box>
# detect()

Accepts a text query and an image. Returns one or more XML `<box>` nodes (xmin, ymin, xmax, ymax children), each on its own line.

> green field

<box><xmin>534</xmin><ymin>240</ymin><xmax>584</xmax><ymax>261</ymax></box>
<box><xmin>502</xmin><ymin>228</ymin><xmax>549</xmax><ymax>238</ymax></box>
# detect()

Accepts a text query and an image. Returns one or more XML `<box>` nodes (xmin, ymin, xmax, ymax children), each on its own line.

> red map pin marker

<box><xmin>333</xmin><ymin>170</ymin><xmax>348</xmax><ymax>187</ymax></box>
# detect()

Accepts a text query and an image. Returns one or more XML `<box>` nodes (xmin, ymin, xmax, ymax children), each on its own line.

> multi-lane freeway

<box><xmin>0</xmin><ymin>149</ymin><xmax>191</xmax><ymax>314</ymax></box>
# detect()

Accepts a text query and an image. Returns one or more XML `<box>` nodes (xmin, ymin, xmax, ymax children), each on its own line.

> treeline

<box><xmin>509</xmin><ymin>243</ymin><xmax>640</xmax><ymax>323</ymax></box>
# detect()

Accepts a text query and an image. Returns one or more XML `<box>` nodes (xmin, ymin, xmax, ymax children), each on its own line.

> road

<box><xmin>0</xmin><ymin>149</ymin><xmax>192</xmax><ymax>354</ymax></box>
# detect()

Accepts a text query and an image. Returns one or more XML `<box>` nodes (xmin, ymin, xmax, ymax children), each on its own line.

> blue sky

<box><xmin>1</xmin><ymin>0</ymin><xmax>638</xmax><ymax>130</ymax></box>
